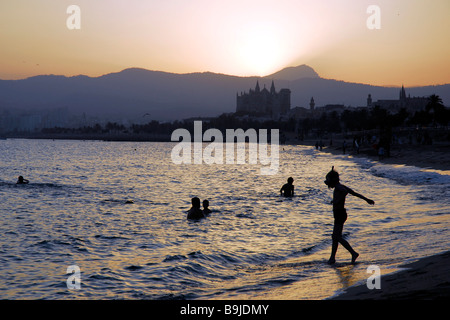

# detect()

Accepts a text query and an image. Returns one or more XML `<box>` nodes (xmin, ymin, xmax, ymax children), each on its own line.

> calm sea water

<box><xmin>0</xmin><ymin>139</ymin><xmax>449</xmax><ymax>299</ymax></box>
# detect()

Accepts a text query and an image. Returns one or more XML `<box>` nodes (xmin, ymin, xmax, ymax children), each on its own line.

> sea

<box><xmin>0</xmin><ymin>139</ymin><xmax>449</xmax><ymax>300</ymax></box>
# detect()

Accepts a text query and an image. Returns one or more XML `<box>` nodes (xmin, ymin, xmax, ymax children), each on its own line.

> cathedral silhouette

<box><xmin>367</xmin><ymin>85</ymin><xmax>429</xmax><ymax>113</ymax></box>
<box><xmin>236</xmin><ymin>80</ymin><xmax>291</xmax><ymax>118</ymax></box>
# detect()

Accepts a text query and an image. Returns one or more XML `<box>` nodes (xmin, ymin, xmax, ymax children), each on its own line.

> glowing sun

<box><xmin>234</xmin><ymin>21</ymin><xmax>289</xmax><ymax>76</ymax></box>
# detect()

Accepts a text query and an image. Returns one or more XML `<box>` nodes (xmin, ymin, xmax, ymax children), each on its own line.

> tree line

<box><xmin>298</xmin><ymin>94</ymin><xmax>449</xmax><ymax>135</ymax></box>
<box><xmin>41</xmin><ymin>95</ymin><xmax>449</xmax><ymax>138</ymax></box>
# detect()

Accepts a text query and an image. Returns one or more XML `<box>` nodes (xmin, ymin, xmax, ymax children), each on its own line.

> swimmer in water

<box><xmin>280</xmin><ymin>177</ymin><xmax>294</xmax><ymax>197</ymax></box>
<box><xmin>16</xmin><ymin>176</ymin><xmax>29</xmax><ymax>184</ymax></box>
<box><xmin>202</xmin><ymin>199</ymin><xmax>212</xmax><ymax>215</ymax></box>
<box><xmin>324</xmin><ymin>166</ymin><xmax>374</xmax><ymax>265</ymax></box>
<box><xmin>186</xmin><ymin>197</ymin><xmax>205</xmax><ymax>220</ymax></box>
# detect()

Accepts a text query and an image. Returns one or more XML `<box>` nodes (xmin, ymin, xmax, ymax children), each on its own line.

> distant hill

<box><xmin>266</xmin><ymin>64</ymin><xmax>319</xmax><ymax>81</ymax></box>
<box><xmin>0</xmin><ymin>65</ymin><xmax>449</xmax><ymax>122</ymax></box>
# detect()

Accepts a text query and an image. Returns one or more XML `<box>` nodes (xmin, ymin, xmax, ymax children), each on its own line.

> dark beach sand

<box><xmin>331</xmin><ymin>250</ymin><xmax>450</xmax><ymax>299</ymax></box>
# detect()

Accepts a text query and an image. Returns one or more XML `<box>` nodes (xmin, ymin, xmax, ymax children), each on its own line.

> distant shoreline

<box><xmin>2</xmin><ymin>133</ymin><xmax>450</xmax><ymax>172</ymax></box>
<box><xmin>0</xmin><ymin>132</ymin><xmax>173</xmax><ymax>142</ymax></box>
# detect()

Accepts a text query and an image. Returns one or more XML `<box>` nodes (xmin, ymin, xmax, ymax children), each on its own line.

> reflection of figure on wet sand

<box><xmin>202</xmin><ymin>199</ymin><xmax>212</xmax><ymax>216</ymax></box>
<box><xmin>187</xmin><ymin>197</ymin><xmax>205</xmax><ymax>220</ymax></box>
<box><xmin>16</xmin><ymin>176</ymin><xmax>29</xmax><ymax>184</ymax></box>
<box><xmin>333</xmin><ymin>264</ymin><xmax>358</xmax><ymax>289</ymax></box>
<box><xmin>280</xmin><ymin>177</ymin><xmax>294</xmax><ymax>197</ymax></box>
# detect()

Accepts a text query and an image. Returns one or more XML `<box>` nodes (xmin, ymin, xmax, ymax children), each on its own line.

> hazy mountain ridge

<box><xmin>0</xmin><ymin>65</ymin><xmax>449</xmax><ymax>122</ymax></box>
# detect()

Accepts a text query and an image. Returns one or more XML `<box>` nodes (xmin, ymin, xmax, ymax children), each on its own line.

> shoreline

<box><xmin>302</xmin><ymin>139</ymin><xmax>450</xmax><ymax>299</ymax></box>
<box><xmin>330</xmin><ymin>250</ymin><xmax>450</xmax><ymax>299</ymax></box>
<box><xmin>297</xmin><ymin>139</ymin><xmax>450</xmax><ymax>172</ymax></box>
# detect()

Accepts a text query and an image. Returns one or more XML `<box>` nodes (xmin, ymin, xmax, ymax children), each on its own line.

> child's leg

<box><xmin>339</xmin><ymin>237</ymin><xmax>359</xmax><ymax>263</ymax></box>
<box><xmin>328</xmin><ymin>240</ymin><xmax>338</xmax><ymax>264</ymax></box>
<box><xmin>329</xmin><ymin>222</ymin><xmax>359</xmax><ymax>264</ymax></box>
<box><xmin>328</xmin><ymin>222</ymin><xmax>343</xmax><ymax>264</ymax></box>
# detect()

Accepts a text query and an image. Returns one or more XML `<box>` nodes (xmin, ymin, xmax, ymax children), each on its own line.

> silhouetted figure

<box><xmin>202</xmin><ymin>199</ymin><xmax>212</xmax><ymax>215</ymax></box>
<box><xmin>324</xmin><ymin>167</ymin><xmax>374</xmax><ymax>265</ymax></box>
<box><xmin>342</xmin><ymin>141</ymin><xmax>347</xmax><ymax>154</ymax></box>
<box><xmin>186</xmin><ymin>197</ymin><xmax>205</xmax><ymax>220</ymax></box>
<box><xmin>280</xmin><ymin>177</ymin><xmax>294</xmax><ymax>197</ymax></box>
<box><xmin>16</xmin><ymin>176</ymin><xmax>29</xmax><ymax>184</ymax></box>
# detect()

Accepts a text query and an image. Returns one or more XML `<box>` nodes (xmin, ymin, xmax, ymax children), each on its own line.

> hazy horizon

<box><xmin>1</xmin><ymin>0</ymin><xmax>449</xmax><ymax>87</ymax></box>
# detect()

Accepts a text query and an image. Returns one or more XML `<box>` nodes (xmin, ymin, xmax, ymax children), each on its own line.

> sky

<box><xmin>0</xmin><ymin>0</ymin><xmax>449</xmax><ymax>86</ymax></box>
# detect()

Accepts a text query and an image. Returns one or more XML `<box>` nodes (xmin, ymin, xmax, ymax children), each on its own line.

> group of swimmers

<box><xmin>186</xmin><ymin>178</ymin><xmax>295</xmax><ymax>221</ymax></box>
<box><xmin>186</xmin><ymin>197</ymin><xmax>212</xmax><ymax>220</ymax></box>
<box><xmin>187</xmin><ymin>167</ymin><xmax>375</xmax><ymax>265</ymax></box>
<box><xmin>186</xmin><ymin>176</ymin><xmax>297</xmax><ymax>220</ymax></box>
<box><xmin>20</xmin><ymin>167</ymin><xmax>373</xmax><ymax>265</ymax></box>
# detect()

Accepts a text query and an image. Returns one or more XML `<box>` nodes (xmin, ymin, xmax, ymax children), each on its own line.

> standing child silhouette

<box><xmin>324</xmin><ymin>166</ymin><xmax>374</xmax><ymax>264</ymax></box>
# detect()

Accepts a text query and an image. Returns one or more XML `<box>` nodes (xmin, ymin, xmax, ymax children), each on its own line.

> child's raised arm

<box><xmin>349</xmin><ymin>189</ymin><xmax>375</xmax><ymax>205</ymax></box>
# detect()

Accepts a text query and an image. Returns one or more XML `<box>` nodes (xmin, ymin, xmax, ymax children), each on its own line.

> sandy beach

<box><xmin>331</xmin><ymin>250</ymin><xmax>450</xmax><ymax>299</ymax></box>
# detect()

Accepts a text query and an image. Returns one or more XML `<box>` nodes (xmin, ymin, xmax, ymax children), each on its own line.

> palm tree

<box><xmin>426</xmin><ymin>94</ymin><xmax>447</xmax><ymax>126</ymax></box>
<box><xmin>426</xmin><ymin>94</ymin><xmax>444</xmax><ymax>113</ymax></box>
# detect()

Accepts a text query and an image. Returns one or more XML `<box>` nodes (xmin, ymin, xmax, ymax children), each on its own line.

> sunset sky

<box><xmin>1</xmin><ymin>0</ymin><xmax>449</xmax><ymax>86</ymax></box>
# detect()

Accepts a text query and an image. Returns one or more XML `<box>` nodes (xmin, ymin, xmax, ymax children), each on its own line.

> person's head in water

<box><xmin>192</xmin><ymin>197</ymin><xmax>201</xmax><ymax>208</ymax></box>
<box><xmin>287</xmin><ymin>177</ymin><xmax>294</xmax><ymax>185</ymax></box>
<box><xmin>202</xmin><ymin>199</ymin><xmax>212</xmax><ymax>215</ymax></box>
<box><xmin>17</xmin><ymin>176</ymin><xmax>29</xmax><ymax>184</ymax></box>
<box><xmin>324</xmin><ymin>166</ymin><xmax>339</xmax><ymax>188</ymax></box>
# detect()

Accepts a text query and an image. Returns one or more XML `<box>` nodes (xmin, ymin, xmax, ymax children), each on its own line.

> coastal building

<box><xmin>309</xmin><ymin>97</ymin><xmax>315</xmax><ymax>111</ymax></box>
<box><xmin>288</xmin><ymin>96</ymin><xmax>348</xmax><ymax>120</ymax></box>
<box><xmin>368</xmin><ymin>85</ymin><xmax>428</xmax><ymax>113</ymax></box>
<box><xmin>236</xmin><ymin>81</ymin><xmax>291</xmax><ymax>119</ymax></box>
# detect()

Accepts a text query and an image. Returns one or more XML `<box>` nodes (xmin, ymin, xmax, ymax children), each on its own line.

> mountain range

<box><xmin>0</xmin><ymin>65</ymin><xmax>449</xmax><ymax>122</ymax></box>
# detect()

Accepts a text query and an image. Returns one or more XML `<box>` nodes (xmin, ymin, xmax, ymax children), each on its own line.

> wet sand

<box><xmin>331</xmin><ymin>250</ymin><xmax>450</xmax><ymax>299</ymax></box>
